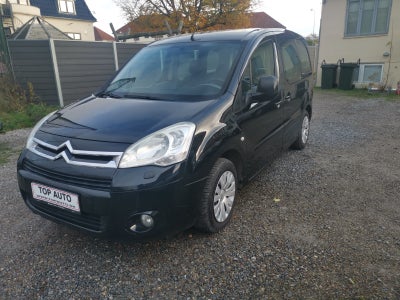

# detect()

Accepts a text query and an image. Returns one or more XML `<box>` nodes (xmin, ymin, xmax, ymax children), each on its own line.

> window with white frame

<box><xmin>353</xmin><ymin>64</ymin><xmax>383</xmax><ymax>83</ymax></box>
<box><xmin>18</xmin><ymin>0</ymin><xmax>30</xmax><ymax>5</ymax></box>
<box><xmin>9</xmin><ymin>0</ymin><xmax>30</xmax><ymax>4</ymax></box>
<box><xmin>67</xmin><ymin>33</ymin><xmax>81</xmax><ymax>40</ymax></box>
<box><xmin>58</xmin><ymin>0</ymin><xmax>75</xmax><ymax>14</ymax></box>
<box><xmin>345</xmin><ymin>0</ymin><xmax>392</xmax><ymax>36</ymax></box>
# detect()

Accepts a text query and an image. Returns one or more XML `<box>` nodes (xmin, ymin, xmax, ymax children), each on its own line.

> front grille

<box><xmin>23</xmin><ymin>160</ymin><xmax>112</xmax><ymax>191</ymax></box>
<box><xmin>30</xmin><ymin>199</ymin><xmax>103</xmax><ymax>232</ymax></box>
<box><xmin>36</xmin><ymin>143</ymin><xmax>115</xmax><ymax>164</ymax></box>
<box><xmin>30</xmin><ymin>138</ymin><xmax>123</xmax><ymax>168</ymax></box>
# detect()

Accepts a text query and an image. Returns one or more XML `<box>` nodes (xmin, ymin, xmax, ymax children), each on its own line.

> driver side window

<box><xmin>237</xmin><ymin>41</ymin><xmax>276</xmax><ymax>107</ymax></box>
<box><xmin>251</xmin><ymin>42</ymin><xmax>276</xmax><ymax>85</ymax></box>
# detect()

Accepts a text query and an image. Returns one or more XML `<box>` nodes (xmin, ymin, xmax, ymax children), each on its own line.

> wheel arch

<box><xmin>220</xmin><ymin>149</ymin><xmax>244</xmax><ymax>184</ymax></box>
<box><xmin>304</xmin><ymin>90</ymin><xmax>313</xmax><ymax>120</ymax></box>
<box><xmin>306</xmin><ymin>104</ymin><xmax>312</xmax><ymax>120</ymax></box>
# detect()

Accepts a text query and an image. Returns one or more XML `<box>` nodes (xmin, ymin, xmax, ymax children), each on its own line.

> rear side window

<box><xmin>281</xmin><ymin>39</ymin><xmax>312</xmax><ymax>83</ymax></box>
<box><xmin>295</xmin><ymin>39</ymin><xmax>312</xmax><ymax>75</ymax></box>
<box><xmin>281</xmin><ymin>41</ymin><xmax>302</xmax><ymax>82</ymax></box>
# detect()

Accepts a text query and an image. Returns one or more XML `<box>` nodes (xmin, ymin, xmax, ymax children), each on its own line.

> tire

<box><xmin>195</xmin><ymin>158</ymin><xmax>237</xmax><ymax>233</ymax></box>
<box><xmin>291</xmin><ymin>111</ymin><xmax>310</xmax><ymax>150</ymax></box>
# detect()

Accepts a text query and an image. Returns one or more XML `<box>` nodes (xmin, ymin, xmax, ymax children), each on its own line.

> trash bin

<box><xmin>321</xmin><ymin>62</ymin><xmax>338</xmax><ymax>89</ymax></box>
<box><xmin>338</xmin><ymin>62</ymin><xmax>359</xmax><ymax>90</ymax></box>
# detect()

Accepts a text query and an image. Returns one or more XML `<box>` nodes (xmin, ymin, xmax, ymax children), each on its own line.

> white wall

<box><xmin>317</xmin><ymin>0</ymin><xmax>400</xmax><ymax>88</ymax></box>
<box><xmin>44</xmin><ymin>17</ymin><xmax>95</xmax><ymax>41</ymax></box>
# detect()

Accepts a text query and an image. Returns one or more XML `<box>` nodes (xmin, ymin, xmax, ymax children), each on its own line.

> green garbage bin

<box><xmin>338</xmin><ymin>63</ymin><xmax>358</xmax><ymax>90</ymax></box>
<box><xmin>321</xmin><ymin>63</ymin><xmax>338</xmax><ymax>89</ymax></box>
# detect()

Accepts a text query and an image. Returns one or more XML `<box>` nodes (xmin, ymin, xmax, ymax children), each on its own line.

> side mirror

<box><xmin>257</xmin><ymin>76</ymin><xmax>279</xmax><ymax>99</ymax></box>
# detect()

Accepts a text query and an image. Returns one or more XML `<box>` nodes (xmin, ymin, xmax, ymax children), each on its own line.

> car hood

<box><xmin>39</xmin><ymin>97</ymin><xmax>215</xmax><ymax>144</ymax></box>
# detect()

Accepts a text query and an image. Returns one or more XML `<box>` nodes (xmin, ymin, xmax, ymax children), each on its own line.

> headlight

<box><xmin>26</xmin><ymin>111</ymin><xmax>57</xmax><ymax>150</ymax></box>
<box><xmin>119</xmin><ymin>122</ymin><xmax>196</xmax><ymax>168</ymax></box>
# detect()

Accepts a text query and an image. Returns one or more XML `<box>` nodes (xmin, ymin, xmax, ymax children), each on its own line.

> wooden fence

<box><xmin>8</xmin><ymin>40</ymin><xmax>145</xmax><ymax>106</ymax></box>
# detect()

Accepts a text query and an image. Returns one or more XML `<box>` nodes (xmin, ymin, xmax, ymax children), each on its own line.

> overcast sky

<box><xmin>258</xmin><ymin>0</ymin><xmax>322</xmax><ymax>36</ymax></box>
<box><xmin>85</xmin><ymin>0</ymin><xmax>322</xmax><ymax>37</ymax></box>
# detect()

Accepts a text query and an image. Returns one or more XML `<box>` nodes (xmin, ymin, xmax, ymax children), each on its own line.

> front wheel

<box><xmin>195</xmin><ymin>158</ymin><xmax>237</xmax><ymax>233</ymax></box>
<box><xmin>291</xmin><ymin>111</ymin><xmax>310</xmax><ymax>150</ymax></box>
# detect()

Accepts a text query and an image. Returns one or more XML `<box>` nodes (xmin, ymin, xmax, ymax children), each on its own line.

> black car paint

<box><xmin>17</xmin><ymin>29</ymin><xmax>313</xmax><ymax>238</ymax></box>
<box><xmin>41</xmin><ymin>97</ymin><xmax>217</xmax><ymax>144</ymax></box>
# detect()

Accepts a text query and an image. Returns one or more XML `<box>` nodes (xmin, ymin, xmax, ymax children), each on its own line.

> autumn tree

<box><xmin>114</xmin><ymin>0</ymin><xmax>257</xmax><ymax>32</ymax></box>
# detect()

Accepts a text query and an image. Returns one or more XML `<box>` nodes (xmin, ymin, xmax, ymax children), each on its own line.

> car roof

<box><xmin>150</xmin><ymin>28</ymin><xmax>287</xmax><ymax>45</ymax></box>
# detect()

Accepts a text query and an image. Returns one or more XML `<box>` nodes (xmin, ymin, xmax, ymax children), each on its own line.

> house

<box><xmin>0</xmin><ymin>0</ymin><xmax>96</xmax><ymax>40</ymax></box>
<box><xmin>116</xmin><ymin>11</ymin><xmax>285</xmax><ymax>43</ymax></box>
<box><xmin>317</xmin><ymin>0</ymin><xmax>399</xmax><ymax>89</ymax></box>
<box><xmin>249</xmin><ymin>12</ymin><xmax>285</xmax><ymax>29</ymax></box>
<box><xmin>116</xmin><ymin>14</ymin><xmax>177</xmax><ymax>43</ymax></box>
<box><xmin>94</xmin><ymin>26</ymin><xmax>114</xmax><ymax>42</ymax></box>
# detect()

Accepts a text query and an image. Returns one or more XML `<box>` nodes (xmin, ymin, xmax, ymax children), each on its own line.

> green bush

<box><xmin>0</xmin><ymin>77</ymin><xmax>58</xmax><ymax>132</ymax></box>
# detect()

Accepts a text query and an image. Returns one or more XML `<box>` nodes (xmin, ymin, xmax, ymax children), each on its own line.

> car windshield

<box><xmin>101</xmin><ymin>41</ymin><xmax>243</xmax><ymax>101</ymax></box>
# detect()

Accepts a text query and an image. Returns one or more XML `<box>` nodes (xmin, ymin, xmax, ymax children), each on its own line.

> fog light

<box><xmin>140</xmin><ymin>214</ymin><xmax>154</xmax><ymax>228</ymax></box>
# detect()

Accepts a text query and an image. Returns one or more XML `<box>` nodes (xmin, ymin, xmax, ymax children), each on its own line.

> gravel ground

<box><xmin>0</xmin><ymin>90</ymin><xmax>399</xmax><ymax>299</ymax></box>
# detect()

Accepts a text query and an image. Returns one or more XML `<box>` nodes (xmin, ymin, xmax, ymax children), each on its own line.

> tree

<box><xmin>305</xmin><ymin>33</ymin><xmax>319</xmax><ymax>46</ymax></box>
<box><xmin>114</xmin><ymin>0</ymin><xmax>256</xmax><ymax>32</ymax></box>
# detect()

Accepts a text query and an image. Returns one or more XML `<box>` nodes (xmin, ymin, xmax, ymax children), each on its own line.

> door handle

<box><xmin>285</xmin><ymin>95</ymin><xmax>292</xmax><ymax>102</ymax></box>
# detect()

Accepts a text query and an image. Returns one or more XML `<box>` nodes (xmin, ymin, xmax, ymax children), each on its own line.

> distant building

<box><xmin>116</xmin><ymin>11</ymin><xmax>285</xmax><ymax>43</ymax></box>
<box><xmin>94</xmin><ymin>26</ymin><xmax>115</xmax><ymax>42</ymax></box>
<box><xmin>249</xmin><ymin>12</ymin><xmax>285</xmax><ymax>29</ymax></box>
<box><xmin>0</xmin><ymin>0</ymin><xmax>96</xmax><ymax>40</ymax></box>
<box><xmin>317</xmin><ymin>0</ymin><xmax>399</xmax><ymax>89</ymax></box>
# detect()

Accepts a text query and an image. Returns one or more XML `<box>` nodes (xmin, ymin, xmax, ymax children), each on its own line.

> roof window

<box><xmin>58</xmin><ymin>0</ymin><xmax>76</xmax><ymax>14</ymax></box>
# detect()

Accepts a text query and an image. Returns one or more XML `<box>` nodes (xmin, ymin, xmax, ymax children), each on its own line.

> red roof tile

<box><xmin>250</xmin><ymin>12</ymin><xmax>285</xmax><ymax>29</ymax></box>
<box><xmin>94</xmin><ymin>26</ymin><xmax>115</xmax><ymax>41</ymax></box>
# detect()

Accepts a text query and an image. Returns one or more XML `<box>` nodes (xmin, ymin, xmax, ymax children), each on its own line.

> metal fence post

<box><xmin>113</xmin><ymin>41</ymin><xmax>119</xmax><ymax>71</ymax></box>
<box><xmin>49</xmin><ymin>39</ymin><xmax>64</xmax><ymax>107</ymax></box>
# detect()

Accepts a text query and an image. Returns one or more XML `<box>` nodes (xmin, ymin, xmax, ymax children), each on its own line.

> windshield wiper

<box><xmin>98</xmin><ymin>91</ymin><xmax>122</xmax><ymax>99</ymax></box>
<box><xmin>124</xmin><ymin>94</ymin><xmax>163</xmax><ymax>100</ymax></box>
<box><xmin>103</xmin><ymin>77</ymin><xmax>136</xmax><ymax>94</ymax></box>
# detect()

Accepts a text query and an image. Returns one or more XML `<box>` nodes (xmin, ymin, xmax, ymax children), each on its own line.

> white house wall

<box><xmin>42</xmin><ymin>17</ymin><xmax>95</xmax><ymax>41</ymax></box>
<box><xmin>7</xmin><ymin>3</ymin><xmax>40</xmax><ymax>28</ymax></box>
<box><xmin>317</xmin><ymin>0</ymin><xmax>400</xmax><ymax>88</ymax></box>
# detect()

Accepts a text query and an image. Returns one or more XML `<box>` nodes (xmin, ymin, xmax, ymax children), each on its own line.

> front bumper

<box><xmin>17</xmin><ymin>149</ymin><xmax>206</xmax><ymax>239</ymax></box>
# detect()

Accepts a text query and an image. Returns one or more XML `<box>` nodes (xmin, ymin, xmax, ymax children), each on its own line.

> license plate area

<box><xmin>31</xmin><ymin>182</ymin><xmax>80</xmax><ymax>213</ymax></box>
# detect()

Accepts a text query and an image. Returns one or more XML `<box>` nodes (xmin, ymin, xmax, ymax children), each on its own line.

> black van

<box><xmin>17</xmin><ymin>28</ymin><xmax>313</xmax><ymax>238</ymax></box>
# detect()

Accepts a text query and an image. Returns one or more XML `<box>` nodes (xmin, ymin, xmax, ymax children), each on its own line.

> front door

<box><xmin>234</xmin><ymin>40</ymin><xmax>284</xmax><ymax>177</ymax></box>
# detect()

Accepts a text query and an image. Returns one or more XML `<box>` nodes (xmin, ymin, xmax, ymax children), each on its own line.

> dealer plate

<box><xmin>31</xmin><ymin>182</ymin><xmax>80</xmax><ymax>213</ymax></box>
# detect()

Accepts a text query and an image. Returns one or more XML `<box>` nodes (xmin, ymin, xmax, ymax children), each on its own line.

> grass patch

<box><xmin>0</xmin><ymin>77</ymin><xmax>58</xmax><ymax>132</ymax></box>
<box><xmin>0</xmin><ymin>103</ymin><xmax>56</xmax><ymax>131</ymax></box>
<box><xmin>315</xmin><ymin>87</ymin><xmax>400</xmax><ymax>101</ymax></box>
<box><xmin>0</xmin><ymin>143</ymin><xmax>12</xmax><ymax>165</ymax></box>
